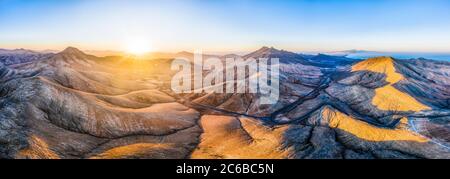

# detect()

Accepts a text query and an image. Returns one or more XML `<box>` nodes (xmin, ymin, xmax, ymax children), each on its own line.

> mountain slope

<box><xmin>0</xmin><ymin>47</ymin><xmax>449</xmax><ymax>159</ymax></box>
<box><xmin>0</xmin><ymin>48</ymin><xmax>54</xmax><ymax>66</ymax></box>
<box><xmin>352</xmin><ymin>57</ymin><xmax>430</xmax><ymax>112</ymax></box>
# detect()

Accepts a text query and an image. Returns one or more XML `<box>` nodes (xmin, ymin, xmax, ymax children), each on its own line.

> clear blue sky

<box><xmin>1</xmin><ymin>0</ymin><xmax>450</xmax><ymax>53</ymax></box>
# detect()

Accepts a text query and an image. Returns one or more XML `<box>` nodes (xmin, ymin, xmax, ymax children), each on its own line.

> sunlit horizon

<box><xmin>2</xmin><ymin>0</ymin><xmax>450</xmax><ymax>53</ymax></box>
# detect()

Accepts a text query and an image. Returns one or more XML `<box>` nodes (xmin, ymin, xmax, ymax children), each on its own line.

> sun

<box><xmin>125</xmin><ymin>39</ymin><xmax>153</xmax><ymax>56</ymax></box>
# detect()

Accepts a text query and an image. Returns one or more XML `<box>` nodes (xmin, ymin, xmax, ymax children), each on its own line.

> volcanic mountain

<box><xmin>0</xmin><ymin>47</ymin><xmax>449</xmax><ymax>159</ymax></box>
<box><xmin>0</xmin><ymin>48</ymin><xmax>54</xmax><ymax>66</ymax></box>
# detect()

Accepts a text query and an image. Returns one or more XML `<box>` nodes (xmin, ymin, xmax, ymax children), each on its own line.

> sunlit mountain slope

<box><xmin>0</xmin><ymin>47</ymin><xmax>449</xmax><ymax>159</ymax></box>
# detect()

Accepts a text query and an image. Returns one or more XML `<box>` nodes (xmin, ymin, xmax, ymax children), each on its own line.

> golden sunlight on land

<box><xmin>352</xmin><ymin>57</ymin><xmax>404</xmax><ymax>83</ymax></box>
<box><xmin>352</xmin><ymin>57</ymin><xmax>430</xmax><ymax>112</ymax></box>
<box><xmin>191</xmin><ymin>115</ymin><xmax>291</xmax><ymax>159</ymax></box>
<box><xmin>191</xmin><ymin>112</ymin><xmax>428</xmax><ymax>159</ymax></box>
<box><xmin>373</xmin><ymin>85</ymin><xmax>430</xmax><ymax>111</ymax></box>
<box><xmin>90</xmin><ymin>143</ymin><xmax>176</xmax><ymax>159</ymax></box>
<box><xmin>16</xmin><ymin>135</ymin><xmax>60</xmax><ymax>159</ymax></box>
<box><xmin>321</xmin><ymin>107</ymin><xmax>428</xmax><ymax>142</ymax></box>
<box><xmin>124</xmin><ymin>38</ymin><xmax>154</xmax><ymax>56</ymax></box>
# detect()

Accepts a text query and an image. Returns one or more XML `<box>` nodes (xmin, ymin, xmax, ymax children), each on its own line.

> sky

<box><xmin>1</xmin><ymin>0</ymin><xmax>450</xmax><ymax>53</ymax></box>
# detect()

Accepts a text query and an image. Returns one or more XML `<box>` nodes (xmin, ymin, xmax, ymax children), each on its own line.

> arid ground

<box><xmin>0</xmin><ymin>47</ymin><xmax>449</xmax><ymax>159</ymax></box>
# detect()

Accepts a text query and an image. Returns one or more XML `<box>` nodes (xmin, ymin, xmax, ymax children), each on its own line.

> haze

<box><xmin>1</xmin><ymin>0</ymin><xmax>450</xmax><ymax>53</ymax></box>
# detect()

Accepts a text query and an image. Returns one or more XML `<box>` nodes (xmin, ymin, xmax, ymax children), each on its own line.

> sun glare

<box><xmin>125</xmin><ymin>39</ymin><xmax>153</xmax><ymax>56</ymax></box>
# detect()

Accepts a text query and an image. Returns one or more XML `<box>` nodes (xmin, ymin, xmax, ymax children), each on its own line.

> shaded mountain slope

<box><xmin>0</xmin><ymin>48</ymin><xmax>53</xmax><ymax>66</ymax></box>
<box><xmin>0</xmin><ymin>47</ymin><xmax>449</xmax><ymax>159</ymax></box>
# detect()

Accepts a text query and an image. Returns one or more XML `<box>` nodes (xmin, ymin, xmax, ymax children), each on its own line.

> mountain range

<box><xmin>0</xmin><ymin>48</ymin><xmax>54</xmax><ymax>66</ymax></box>
<box><xmin>325</xmin><ymin>49</ymin><xmax>450</xmax><ymax>61</ymax></box>
<box><xmin>0</xmin><ymin>46</ymin><xmax>449</xmax><ymax>159</ymax></box>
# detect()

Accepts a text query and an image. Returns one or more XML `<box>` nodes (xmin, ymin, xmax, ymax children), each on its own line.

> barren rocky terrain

<box><xmin>0</xmin><ymin>47</ymin><xmax>449</xmax><ymax>159</ymax></box>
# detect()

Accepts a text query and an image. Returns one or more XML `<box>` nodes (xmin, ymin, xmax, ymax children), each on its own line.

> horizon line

<box><xmin>3</xmin><ymin>46</ymin><xmax>450</xmax><ymax>56</ymax></box>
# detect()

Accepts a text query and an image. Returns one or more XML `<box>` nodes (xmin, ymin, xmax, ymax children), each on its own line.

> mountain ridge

<box><xmin>1</xmin><ymin>46</ymin><xmax>449</xmax><ymax>159</ymax></box>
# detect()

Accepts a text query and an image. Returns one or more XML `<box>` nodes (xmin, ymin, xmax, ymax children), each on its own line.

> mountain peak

<box><xmin>245</xmin><ymin>46</ymin><xmax>296</xmax><ymax>58</ymax></box>
<box><xmin>60</xmin><ymin>47</ymin><xmax>85</xmax><ymax>55</ymax></box>
<box><xmin>259</xmin><ymin>46</ymin><xmax>272</xmax><ymax>50</ymax></box>
<box><xmin>366</xmin><ymin>56</ymin><xmax>394</xmax><ymax>62</ymax></box>
<box><xmin>353</xmin><ymin>56</ymin><xmax>395</xmax><ymax>67</ymax></box>
<box><xmin>256</xmin><ymin>46</ymin><xmax>279</xmax><ymax>53</ymax></box>
<box><xmin>352</xmin><ymin>56</ymin><xmax>401</xmax><ymax>82</ymax></box>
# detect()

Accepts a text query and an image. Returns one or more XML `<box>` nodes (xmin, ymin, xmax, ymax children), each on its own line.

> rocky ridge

<box><xmin>0</xmin><ymin>47</ymin><xmax>449</xmax><ymax>159</ymax></box>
